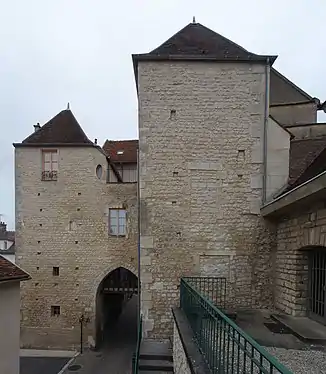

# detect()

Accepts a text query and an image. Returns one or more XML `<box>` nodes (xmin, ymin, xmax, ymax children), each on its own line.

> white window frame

<box><xmin>109</xmin><ymin>209</ymin><xmax>127</xmax><ymax>236</ymax></box>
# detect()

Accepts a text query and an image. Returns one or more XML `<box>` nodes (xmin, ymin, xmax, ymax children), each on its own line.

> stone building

<box><xmin>14</xmin><ymin>20</ymin><xmax>326</xmax><ymax>349</ymax></box>
<box><xmin>14</xmin><ymin>110</ymin><xmax>138</xmax><ymax>348</ymax></box>
<box><xmin>133</xmin><ymin>21</ymin><xmax>326</xmax><ymax>338</ymax></box>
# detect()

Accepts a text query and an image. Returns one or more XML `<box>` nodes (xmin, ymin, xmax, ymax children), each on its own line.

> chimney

<box><xmin>94</xmin><ymin>138</ymin><xmax>98</xmax><ymax>145</ymax></box>
<box><xmin>0</xmin><ymin>222</ymin><xmax>6</xmax><ymax>232</ymax></box>
<box><xmin>33</xmin><ymin>123</ymin><xmax>41</xmax><ymax>132</ymax></box>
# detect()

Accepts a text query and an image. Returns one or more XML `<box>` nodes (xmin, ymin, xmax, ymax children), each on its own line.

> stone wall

<box><xmin>275</xmin><ymin>201</ymin><xmax>326</xmax><ymax>316</ymax></box>
<box><xmin>15</xmin><ymin>146</ymin><xmax>137</xmax><ymax>349</ymax></box>
<box><xmin>138</xmin><ymin>61</ymin><xmax>276</xmax><ymax>339</ymax></box>
<box><xmin>173</xmin><ymin>321</ymin><xmax>191</xmax><ymax>374</ymax></box>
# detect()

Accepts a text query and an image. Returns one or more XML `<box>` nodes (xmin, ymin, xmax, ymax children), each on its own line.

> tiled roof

<box><xmin>17</xmin><ymin>110</ymin><xmax>93</xmax><ymax>146</ymax></box>
<box><xmin>288</xmin><ymin>136</ymin><xmax>326</xmax><ymax>188</ymax></box>
<box><xmin>133</xmin><ymin>22</ymin><xmax>277</xmax><ymax>72</ymax></box>
<box><xmin>103</xmin><ymin>140</ymin><xmax>138</xmax><ymax>163</ymax></box>
<box><xmin>288</xmin><ymin>141</ymin><xmax>326</xmax><ymax>190</ymax></box>
<box><xmin>0</xmin><ymin>255</ymin><xmax>30</xmax><ymax>283</ymax></box>
<box><xmin>270</xmin><ymin>68</ymin><xmax>313</xmax><ymax>105</ymax></box>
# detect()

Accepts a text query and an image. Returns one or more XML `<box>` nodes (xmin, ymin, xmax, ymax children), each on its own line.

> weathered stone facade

<box><xmin>275</xmin><ymin>201</ymin><xmax>326</xmax><ymax>317</ymax></box>
<box><xmin>15</xmin><ymin>146</ymin><xmax>137</xmax><ymax>348</ymax></box>
<box><xmin>137</xmin><ymin>61</ymin><xmax>276</xmax><ymax>338</ymax></box>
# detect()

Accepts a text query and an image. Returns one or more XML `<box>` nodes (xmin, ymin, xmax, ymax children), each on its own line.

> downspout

<box><xmin>262</xmin><ymin>58</ymin><xmax>270</xmax><ymax>204</ymax></box>
<box><xmin>137</xmin><ymin>147</ymin><xmax>141</xmax><ymax>326</ymax></box>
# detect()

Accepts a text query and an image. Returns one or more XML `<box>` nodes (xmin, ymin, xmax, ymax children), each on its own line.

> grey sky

<box><xmin>0</xmin><ymin>0</ymin><xmax>325</xmax><ymax>229</ymax></box>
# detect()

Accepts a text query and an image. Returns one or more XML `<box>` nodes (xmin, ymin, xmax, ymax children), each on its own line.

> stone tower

<box><xmin>14</xmin><ymin>109</ymin><xmax>138</xmax><ymax>348</ymax></box>
<box><xmin>133</xmin><ymin>22</ymin><xmax>277</xmax><ymax>339</ymax></box>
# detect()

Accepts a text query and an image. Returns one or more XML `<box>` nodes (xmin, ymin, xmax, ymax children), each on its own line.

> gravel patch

<box><xmin>265</xmin><ymin>347</ymin><xmax>326</xmax><ymax>374</ymax></box>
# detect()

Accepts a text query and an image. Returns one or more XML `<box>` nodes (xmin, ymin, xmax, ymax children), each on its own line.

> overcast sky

<box><xmin>0</xmin><ymin>0</ymin><xmax>325</xmax><ymax>229</ymax></box>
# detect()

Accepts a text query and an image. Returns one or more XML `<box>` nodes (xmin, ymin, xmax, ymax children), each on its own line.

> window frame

<box><xmin>51</xmin><ymin>305</ymin><xmax>61</xmax><ymax>317</ymax></box>
<box><xmin>41</xmin><ymin>149</ymin><xmax>58</xmax><ymax>181</ymax></box>
<box><xmin>109</xmin><ymin>208</ymin><xmax>127</xmax><ymax>237</ymax></box>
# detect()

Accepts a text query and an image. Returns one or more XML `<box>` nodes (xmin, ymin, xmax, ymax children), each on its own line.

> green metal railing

<box><xmin>132</xmin><ymin>314</ymin><xmax>143</xmax><ymax>374</ymax></box>
<box><xmin>180</xmin><ymin>278</ymin><xmax>292</xmax><ymax>374</ymax></box>
<box><xmin>184</xmin><ymin>276</ymin><xmax>227</xmax><ymax>310</ymax></box>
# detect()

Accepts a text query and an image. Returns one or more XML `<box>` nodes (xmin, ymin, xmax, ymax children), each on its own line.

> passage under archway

<box><xmin>96</xmin><ymin>267</ymin><xmax>138</xmax><ymax>349</ymax></box>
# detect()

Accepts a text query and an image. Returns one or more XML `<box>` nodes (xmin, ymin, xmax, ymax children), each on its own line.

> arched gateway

<box><xmin>95</xmin><ymin>267</ymin><xmax>138</xmax><ymax>348</ymax></box>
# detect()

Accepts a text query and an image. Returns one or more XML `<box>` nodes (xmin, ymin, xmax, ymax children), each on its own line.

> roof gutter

<box><xmin>262</xmin><ymin>58</ymin><xmax>270</xmax><ymax>204</ymax></box>
<box><xmin>261</xmin><ymin>169</ymin><xmax>326</xmax><ymax>217</ymax></box>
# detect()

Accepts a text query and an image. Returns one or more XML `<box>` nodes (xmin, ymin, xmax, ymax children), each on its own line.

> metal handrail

<box><xmin>180</xmin><ymin>278</ymin><xmax>292</xmax><ymax>374</ymax></box>
<box><xmin>132</xmin><ymin>314</ymin><xmax>143</xmax><ymax>373</ymax></box>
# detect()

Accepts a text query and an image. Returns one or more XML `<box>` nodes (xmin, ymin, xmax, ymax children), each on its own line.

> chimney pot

<box><xmin>0</xmin><ymin>222</ymin><xmax>6</xmax><ymax>232</ymax></box>
<box><xmin>33</xmin><ymin>123</ymin><xmax>41</xmax><ymax>132</ymax></box>
<box><xmin>94</xmin><ymin>138</ymin><xmax>98</xmax><ymax>145</ymax></box>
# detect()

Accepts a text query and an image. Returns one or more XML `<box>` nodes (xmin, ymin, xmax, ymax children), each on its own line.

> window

<box><xmin>109</xmin><ymin>209</ymin><xmax>126</xmax><ymax>236</ymax></box>
<box><xmin>42</xmin><ymin>150</ymin><xmax>58</xmax><ymax>181</ymax></box>
<box><xmin>51</xmin><ymin>305</ymin><xmax>60</xmax><ymax>316</ymax></box>
<box><xmin>52</xmin><ymin>267</ymin><xmax>59</xmax><ymax>276</ymax></box>
<box><xmin>115</xmin><ymin>163</ymin><xmax>137</xmax><ymax>182</ymax></box>
<box><xmin>96</xmin><ymin>164</ymin><xmax>103</xmax><ymax>179</ymax></box>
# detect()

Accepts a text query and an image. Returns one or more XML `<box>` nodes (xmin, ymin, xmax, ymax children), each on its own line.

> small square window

<box><xmin>53</xmin><ymin>267</ymin><xmax>59</xmax><ymax>276</ymax></box>
<box><xmin>109</xmin><ymin>209</ymin><xmax>126</xmax><ymax>236</ymax></box>
<box><xmin>51</xmin><ymin>305</ymin><xmax>60</xmax><ymax>316</ymax></box>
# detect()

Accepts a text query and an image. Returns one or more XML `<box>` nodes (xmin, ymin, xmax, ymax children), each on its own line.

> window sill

<box><xmin>109</xmin><ymin>234</ymin><xmax>126</xmax><ymax>238</ymax></box>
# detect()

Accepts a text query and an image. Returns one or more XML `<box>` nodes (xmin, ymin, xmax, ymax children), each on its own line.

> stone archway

<box><xmin>95</xmin><ymin>267</ymin><xmax>138</xmax><ymax>348</ymax></box>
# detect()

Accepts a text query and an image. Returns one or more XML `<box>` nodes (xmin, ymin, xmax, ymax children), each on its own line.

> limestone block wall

<box><xmin>275</xmin><ymin>201</ymin><xmax>326</xmax><ymax>316</ymax></box>
<box><xmin>15</xmin><ymin>146</ymin><xmax>137</xmax><ymax>349</ymax></box>
<box><xmin>138</xmin><ymin>61</ymin><xmax>276</xmax><ymax>339</ymax></box>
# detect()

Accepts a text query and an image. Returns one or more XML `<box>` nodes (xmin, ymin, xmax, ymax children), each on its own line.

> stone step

<box><xmin>139</xmin><ymin>359</ymin><xmax>174</xmax><ymax>372</ymax></box>
<box><xmin>140</xmin><ymin>353</ymin><xmax>173</xmax><ymax>361</ymax></box>
<box><xmin>140</xmin><ymin>340</ymin><xmax>173</xmax><ymax>361</ymax></box>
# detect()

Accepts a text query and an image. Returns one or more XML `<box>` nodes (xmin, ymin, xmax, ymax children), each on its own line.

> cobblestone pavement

<box><xmin>63</xmin><ymin>296</ymin><xmax>138</xmax><ymax>374</ymax></box>
<box><xmin>20</xmin><ymin>357</ymin><xmax>70</xmax><ymax>374</ymax></box>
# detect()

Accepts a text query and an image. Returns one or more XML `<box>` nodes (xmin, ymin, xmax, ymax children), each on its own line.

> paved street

<box><xmin>62</xmin><ymin>295</ymin><xmax>138</xmax><ymax>374</ymax></box>
<box><xmin>20</xmin><ymin>357</ymin><xmax>70</xmax><ymax>374</ymax></box>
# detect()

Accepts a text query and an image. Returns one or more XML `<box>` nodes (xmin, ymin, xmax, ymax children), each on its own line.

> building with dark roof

<box><xmin>14</xmin><ymin>20</ymin><xmax>326</xmax><ymax>350</ymax></box>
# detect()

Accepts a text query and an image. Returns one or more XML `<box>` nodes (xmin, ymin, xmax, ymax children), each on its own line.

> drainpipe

<box><xmin>262</xmin><ymin>58</ymin><xmax>270</xmax><ymax>204</ymax></box>
<box><xmin>137</xmin><ymin>147</ymin><xmax>141</xmax><ymax>326</ymax></box>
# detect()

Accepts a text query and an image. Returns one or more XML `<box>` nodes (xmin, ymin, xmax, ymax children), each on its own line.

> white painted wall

<box><xmin>0</xmin><ymin>281</ymin><xmax>20</xmax><ymax>374</ymax></box>
<box><xmin>266</xmin><ymin>117</ymin><xmax>291</xmax><ymax>201</ymax></box>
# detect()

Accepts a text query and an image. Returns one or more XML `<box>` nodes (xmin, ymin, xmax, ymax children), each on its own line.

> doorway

<box><xmin>96</xmin><ymin>267</ymin><xmax>138</xmax><ymax>348</ymax></box>
<box><xmin>308</xmin><ymin>249</ymin><xmax>326</xmax><ymax>324</ymax></box>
